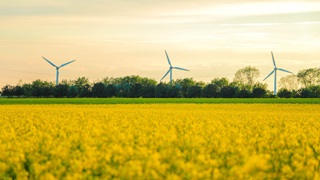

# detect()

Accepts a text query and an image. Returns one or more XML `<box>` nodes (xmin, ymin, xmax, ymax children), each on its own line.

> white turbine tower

<box><xmin>263</xmin><ymin>52</ymin><xmax>293</xmax><ymax>95</ymax></box>
<box><xmin>160</xmin><ymin>50</ymin><xmax>189</xmax><ymax>83</ymax></box>
<box><xmin>42</xmin><ymin>56</ymin><xmax>76</xmax><ymax>86</ymax></box>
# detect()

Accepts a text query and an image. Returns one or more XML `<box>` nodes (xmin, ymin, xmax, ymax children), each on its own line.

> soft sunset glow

<box><xmin>1</xmin><ymin>0</ymin><xmax>319</xmax><ymax>88</ymax></box>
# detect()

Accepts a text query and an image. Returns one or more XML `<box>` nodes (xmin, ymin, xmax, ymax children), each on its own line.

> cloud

<box><xmin>160</xmin><ymin>1</ymin><xmax>320</xmax><ymax>17</ymax></box>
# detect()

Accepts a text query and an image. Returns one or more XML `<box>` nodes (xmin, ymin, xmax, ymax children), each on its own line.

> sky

<box><xmin>1</xmin><ymin>0</ymin><xmax>320</xmax><ymax>89</ymax></box>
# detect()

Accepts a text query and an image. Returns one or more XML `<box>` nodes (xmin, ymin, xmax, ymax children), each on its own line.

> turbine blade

<box><xmin>263</xmin><ymin>70</ymin><xmax>275</xmax><ymax>81</ymax></box>
<box><xmin>278</xmin><ymin>68</ymin><xmax>293</xmax><ymax>74</ymax></box>
<box><xmin>42</xmin><ymin>56</ymin><xmax>57</xmax><ymax>67</ymax></box>
<box><xmin>59</xmin><ymin>60</ymin><xmax>76</xmax><ymax>68</ymax></box>
<box><xmin>173</xmin><ymin>67</ymin><xmax>190</xmax><ymax>71</ymax></box>
<box><xmin>271</xmin><ymin>51</ymin><xmax>276</xmax><ymax>67</ymax></box>
<box><xmin>165</xmin><ymin>50</ymin><xmax>172</xmax><ymax>66</ymax></box>
<box><xmin>160</xmin><ymin>69</ymin><xmax>171</xmax><ymax>81</ymax></box>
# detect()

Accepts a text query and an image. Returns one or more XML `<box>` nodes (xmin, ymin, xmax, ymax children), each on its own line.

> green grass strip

<box><xmin>0</xmin><ymin>98</ymin><xmax>320</xmax><ymax>104</ymax></box>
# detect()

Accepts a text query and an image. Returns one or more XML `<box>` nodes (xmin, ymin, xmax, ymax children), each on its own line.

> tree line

<box><xmin>1</xmin><ymin>66</ymin><xmax>319</xmax><ymax>98</ymax></box>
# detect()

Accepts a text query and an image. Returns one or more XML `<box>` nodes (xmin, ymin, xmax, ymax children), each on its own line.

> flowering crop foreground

<box><xmin>0</xmin><ymin>104</ymin><xmax>319</xmax><ymax>179</ymax></box>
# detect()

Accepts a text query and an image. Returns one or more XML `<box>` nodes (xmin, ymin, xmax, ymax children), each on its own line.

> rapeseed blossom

<box><xmin>0</xmin><ymin>104</ymin><xmax>319</xmax><ymax>179</ymax></box>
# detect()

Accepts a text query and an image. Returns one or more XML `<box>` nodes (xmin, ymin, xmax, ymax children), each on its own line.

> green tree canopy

<box><xmin>297</xmin><ymin>68</ymin><xmax>320</xmax><ymax>88</ymax></box>
<box><xmin>233</xmin><ymin>66</ymin><xmax>260</xmax><ymax>90</ymax></box>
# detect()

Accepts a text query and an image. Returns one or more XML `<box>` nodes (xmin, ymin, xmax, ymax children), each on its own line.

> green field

<box><xmin>0</xmin><ymin>98</ymin><xmax>319</xmax><ymax>104</ymax></box>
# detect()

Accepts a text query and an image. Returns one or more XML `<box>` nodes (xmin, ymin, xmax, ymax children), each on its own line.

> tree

<box><xmin>233</xmin><ymin>66</ymin><xmax>260</xmax><ymax>90</ymax></box>
<box><xmin>211</xmin><ymin>77</ymin><xmax>229</xmax><ymax>97</ymax></box>
<box><xmin>127</xmin><ymin>83</ymin><xmax>142</xmax><ymax>98</ymax></box>
<box><xmin>22</xmin><ymin>84</ymin><xmax>33</xmax><ymax>97</ymax></box>
<box><xmin>166</xmin><ymin>84</ymin><xmax>183</xmax><ymax>98</ymax></box>
<box><xmin>92</xmin><ymin>82</ymin><xmax>106</xmax><ymax>97</ymax></box>
<box><xmin>67</xmin><ymin>86</ymin><xmax>79</xmax><ymax>98</ymax></box>
<box><xmin>277</xmin><ymin>88</ymin><xmax>293</xmax><ymax>98</ymax></box>
<box><xmin>6</xmin><ymin>73</ymin><xmax>320</xmax><ymax>98</ymax></box>
<box><xmin>108</xmin><ymin>75</ymin><xmax>157</xmax><ymax>97</ymax></box>
<box><xmin>1</xmin><ymin>85</ymin><xmax>14</xmax><ymax>97</ymax></box>
<box><xmin>54</xmin><ymin>84</ymin><xmax>69</xmax><ymax>97</ymax></box>
<box><xmin>31</xmin><ymin>79</ymin><xmax>54</xmax><ymax>97</ymax></box>
<box><xmin>110</xmin><ymin>75</ymin><xmax>157</xmax><ymax>86</ymax></box>
<box><xmin>301</xmin><ymin>85</ymin><xmax>320</xmax><ymax>98</ymax></box>
<box><xmin>60</xmin><ymin>79</ymin><xmax>73</xmax><ymax>86</ymax></box>
<box><xmin>310</xmin><ymin>85</ymin><xmax>320</xmax><ymax>98</ymax></box>
<box><xmin>13</xmin><ymin>86</ymin><xmax>24</xmax><ymax>97</ymax></box>
<box><xmin>139</xmin><ymin>77</ymin><xmax>157</xmax><ymax>86</ymax></box>
<box><xmin>279</xmin><ymin>74</ymin><xmax>300</xmax><ymax>91</ymax></box>
<box><xmin>155</xmin><ymin>83</ymin><xmax>168</xmax><ymax>98</ymax></box>
<box><xmin>101</xmin><ymin>77</ymin><xmax>115</xmax><ymax>85</ymax></box>
<box><xmin>187</xmin><ymin>85</ymin><xmax>202</xmax><ymax>98</ymax></box>
<box><xmin>74</xmin><ymin>77</ymin><xmax>91</xmax><ymax>93</ymax></box>
<box><xmin>174</xmin><ymin>78</ymin><xmax>197</xmax><ymax>97</ymax></box>
<box><xmin>220</xmin><ymin>83</ymin><xmax>239</xmax><ymax>98</ymax></box>
<box><xmin>237</xmin><ymin>89</ymin><xmax>251</xmax><ymax>98</ymax></box>
<box><xmin>252</xmin><ymin>87</ymin><xmax>267</xmax><ymax>98</ymax></box>
<box><xmin>297</xmin><ymin>68</ymin><xmax>320</xmax><ymax>88</ymax></box>
<box><xmin>141</xmin><ymin>85</ymin><xmax>155</xmax><ymax>98</ymax></box>
<box><xmin>201</xmin><ymin>84</ymin><xmax>216</xmax><ymax>98</ymax></box>
<box><xmin>79</xmin><ymin>84</ymin><xmax>92</xmax><ymax>97</ymax></box>
<box><xmin>104</xmin><ymin>84</ymin><xmax>117</xmax><ymax>97</ymax></box>
<box><xmin>297</xmin><ymin>88</ymin><xmax>313</xmax><ymax>98</ymax></box>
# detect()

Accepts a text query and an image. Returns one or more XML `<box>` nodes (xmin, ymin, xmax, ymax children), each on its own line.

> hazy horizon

<box><xmin>1</xmin><ymin>0</ymin><xmax>319</xmax><ymax>89</ymax></box>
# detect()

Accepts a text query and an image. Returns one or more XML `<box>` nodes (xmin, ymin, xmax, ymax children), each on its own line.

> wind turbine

<box><xmin>42</xmin><ymin>56</ymin><xmax>76</xmax><ymax>86</ymax></box>
<box><xmin>160</xmin><ymin>50</ymin><xmax>189</xmax><ymax>83</ymax></box>
<box><xmin>263</xmin><ymin>52</ymin><xmax>293</xmax><ymax>95</ymax></box>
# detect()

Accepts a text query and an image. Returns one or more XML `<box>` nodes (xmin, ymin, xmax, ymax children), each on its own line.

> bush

<box><xmin>67</xmin><ymin>86</ymin><xmax>79</xmax><ymax>98</ymax></box>
<box><xmin>252</xmin><ymin>87</ymin><xmax>267</xmax><ymax>98</ymax></box>
<box><xmin>277</xmin><ymin>89</ymin><xmax>293</xmax><ymax>98</ymax></box>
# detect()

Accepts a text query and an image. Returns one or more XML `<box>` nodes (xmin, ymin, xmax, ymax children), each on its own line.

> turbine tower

<box><xmin>263</xmin><ymin>52</ymin><xmax>293</xmax><ymax>95</ymax></box>
<box><xmin>160</xmin><ymin>50</ymin><xmax>189</xmax><ymax>83</ymax></box>
<box><xmin>42</xmin><ymin>56</ymin><xmax>76</xmax><ymax>86</ymax></box>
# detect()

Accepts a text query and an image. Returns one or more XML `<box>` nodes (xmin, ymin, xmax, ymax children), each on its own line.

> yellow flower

<box><xmin>0</xmin><ymin>104</ymin><xmax>319</xmax><ymax>179</ymax></box>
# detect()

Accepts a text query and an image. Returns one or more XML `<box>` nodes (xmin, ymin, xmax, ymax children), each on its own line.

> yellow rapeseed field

<box><xmin>0</xmin><ymin>104</ymin><xmax>319</xmax><ymax>179</ymax></box>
